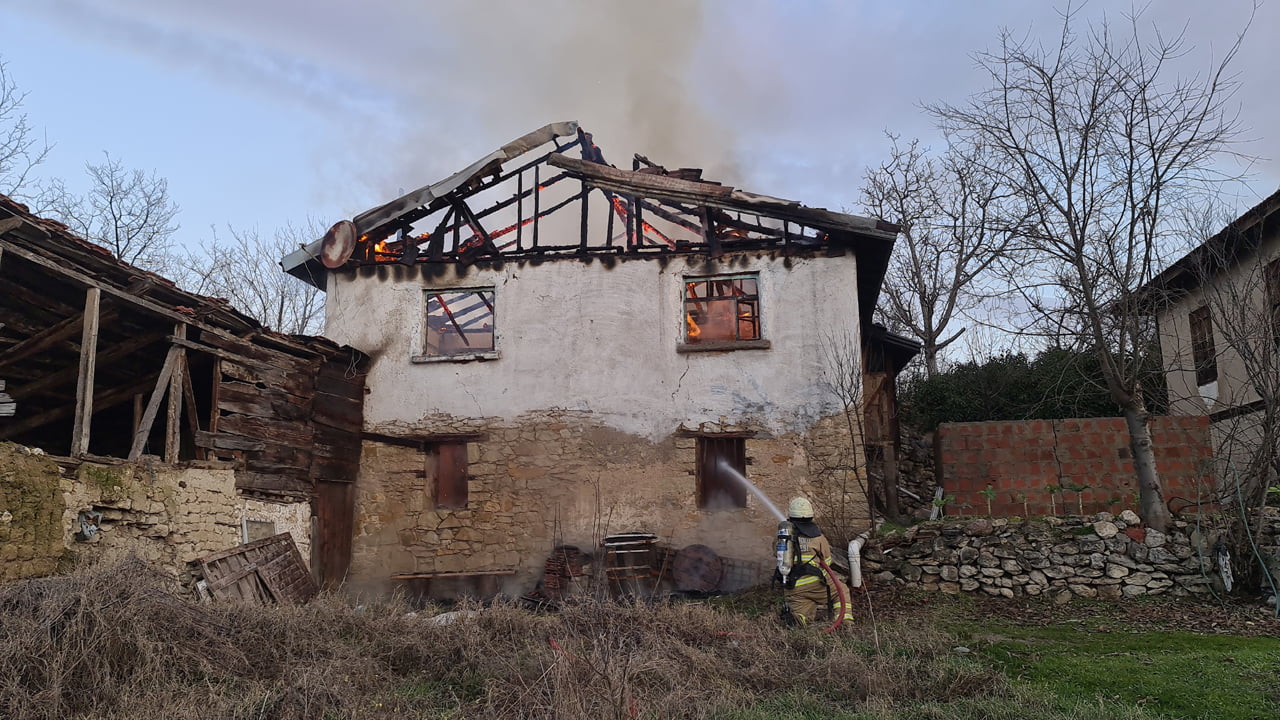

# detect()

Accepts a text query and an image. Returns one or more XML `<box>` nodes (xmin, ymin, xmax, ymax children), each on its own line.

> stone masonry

<box><xmin>1</xmin><ymin>442</ymin><xmax>311</xmax><ymax>583</ymax></box>
<box><xmin>350</xmin><ymin>409</ymin><xmax>867</xmax><ymax>595</ymax></box>
<box><xmin>863</xmin><ymin>509</ymin><xmax>1280</xmax><ymax>601</ymax></box>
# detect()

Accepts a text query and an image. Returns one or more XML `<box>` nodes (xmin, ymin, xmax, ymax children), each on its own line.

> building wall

<box><xmin>0</xmin><ymin>442</ymin><xmax>311</xmax><ymax>583</ymax></box>
<box><xmin>1158</xmin><ymin>228</ymin><xmax>1280</xmax><ymax>417</ymax></box>
<box><xmin>348</xmin><ymin>409</ymin><xmax>864</xmax><ymax>594</ymax></box>
<box><xmin>324</xmin><ymin>250</ymin><xmax>870</xmax><ymax>594</ymax></box>
<box><xmin>324</xmin><ymin>250</ymin><xmax>860</xmax><ymax>441</ymax></box>
<box><xmin>937</xmin><ymin>417</ymin><xmax>1215</xmax><ymax>517</ymax></box>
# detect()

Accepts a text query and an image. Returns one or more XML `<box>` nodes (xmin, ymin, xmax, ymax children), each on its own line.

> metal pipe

<box><xmin>847</xmin><ymin>531</ymin><xmax>870</xmax><ymax>589</ymax></box>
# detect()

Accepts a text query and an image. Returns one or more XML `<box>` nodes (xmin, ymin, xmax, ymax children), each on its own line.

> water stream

<box><xmin>716</xmin><ymin>458</ymin><xmax>785</xmax><ymax>521</ymax></box>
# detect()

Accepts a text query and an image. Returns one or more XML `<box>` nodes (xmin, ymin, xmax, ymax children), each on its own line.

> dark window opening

<box><xmin>431</xmin><ymin>442</ymin><xmax>469</xmax><ymax>509</ymax></box>
<box><xmin>424</xmin><ymin>289</ymin><xmax>495</xmax><ymax>357</ymax></box>
<box><xmin>696</xmin><ymin>436</ymin><xmax>747</xmax><ymax>510</ymax></box>
<box><xmin>1189</xmin><ymin>305</ymin><xmax>1217</xmax><ymax>386</ymax></box>
<box><xmin>1266</xmin><ymin>258</ymin><xmax>1280</xmax><ymax>345</ymax></box>
<box><xmin>684</xmin><ymin>275</ymin><xmax>760</xmax><ymax>344</ymax></box>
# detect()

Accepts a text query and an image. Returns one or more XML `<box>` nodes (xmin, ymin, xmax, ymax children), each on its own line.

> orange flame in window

<box><xmin>687</xmin><ymin>313</ymin><xmax>701</xmax><ymax>338</ymax></box>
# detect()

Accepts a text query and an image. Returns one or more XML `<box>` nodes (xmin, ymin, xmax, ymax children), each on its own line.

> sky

<box><xmin>0</xmin><ymin>0</ymin><xmax>1276</xmax><ymax>254</ymax></box>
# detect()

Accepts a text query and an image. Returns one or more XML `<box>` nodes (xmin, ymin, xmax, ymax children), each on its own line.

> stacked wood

<box><xmin>0</xmin><ymin>379</ymin><xmax>14</xmax><ymax>417</ymax></box>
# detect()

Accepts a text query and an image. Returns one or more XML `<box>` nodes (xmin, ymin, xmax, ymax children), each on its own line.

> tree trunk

<box><xmin>924</xmin><ymin>347</ymin><xmax>939</xmax><ymax>378</ymax></box>
<box><xmin>1123</xmin><ymin>406</ymin><xmax>1171</xmax><ymax>531</ymax></box>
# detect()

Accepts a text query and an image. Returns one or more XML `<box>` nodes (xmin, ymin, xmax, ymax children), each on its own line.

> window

<box><xmin>431</xmin><ymin>442</ymin><xmax>469</xmax><ymax>509</ymax></box>
<box><xmin>1266</xmin><ymin>258</ymin><xmax>1280</xmax><ymax>345</ymax></box>
<box><xmin>696</xmin><ymin>436</ymin><xmax>747</xmax><ymax>510</ymax></box>
<box><xmin>422</xmin><ymin>288</ymin><xmax>495</xmax><ymax>358</ymax></box>
<box><xmin>1189</xmin><ymin>305</ymin><xmax>1217</xmax><ymax>386</ymax></box>
<box><xmin>684</xmin><ymin>274</ymin><xmax>760</xmax><ymax>344</ymax></box>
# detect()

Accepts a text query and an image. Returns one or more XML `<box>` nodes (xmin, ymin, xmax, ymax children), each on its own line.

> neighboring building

<box><xmin>1140</xmin><ymin>189</ymin><xmax>1280</xmax><ymax>491</ymax></box>
<box><xmin>0</xmin><ymin>194</ymin><xmax>366</xmax><ymax>586</ymax></box>
<box><xmin>284</xmin><ymin>122</ymin><xmax>916</xmax><ymax>596</ymax></box>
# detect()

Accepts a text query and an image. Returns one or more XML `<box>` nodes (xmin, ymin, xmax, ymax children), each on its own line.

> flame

<box><xmin>687</xmin><ymin>313</ymin><xmax>701</xmax><ymax>338</ymax></box>
<box><xmin>372</xmin><ymin>239</ymin><xmax>389</xmax><ymax>255</ymax></box>
<box><xmin>607</xmin><ymin>196</ymin><xmax>675</xmax><ymax>248</ymax></box>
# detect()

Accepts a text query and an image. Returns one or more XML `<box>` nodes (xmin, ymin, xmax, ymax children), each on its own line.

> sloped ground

<box><xmin>1</xmin><ymin>561</ymin><xmax>1276</xmax><ymax>719</ymax></box>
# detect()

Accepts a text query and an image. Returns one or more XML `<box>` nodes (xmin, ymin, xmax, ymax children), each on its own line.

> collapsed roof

<box><xmin>284</xmin><ymin>122</ymin><xmax>900</xmax><ymax>326</ymax></box>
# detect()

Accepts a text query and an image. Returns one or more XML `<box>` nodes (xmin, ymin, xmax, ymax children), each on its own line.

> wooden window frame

<box><xmin>1189</xmin><ymin>305</ymin><xmax>1217</xmax><ymax>386</ymax></box>
<box><xmin>682</xmin><ymin>274</ymin><xmax>762</xmax><ymax>347</ymax></box>
<box><xmin>415</xmin><ymin>287</ymin><xmax>497</xmax><ymax>362</ymax></box>
<box><xmin>695</xmin><ymin>436</ymin><xmax>748</xmax><ymax>510</ymax></box>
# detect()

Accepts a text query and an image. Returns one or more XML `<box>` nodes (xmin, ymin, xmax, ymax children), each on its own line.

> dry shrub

<box><xmin>0</xmin><ymin>560</ymin><xmax>1005</xmax><ymax>719</ymax></box>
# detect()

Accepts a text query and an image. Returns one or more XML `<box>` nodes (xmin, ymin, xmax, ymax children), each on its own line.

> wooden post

<box><xmin>166</xmin><ymin>324</ymin><xmax>187</xmax><ymax>463</ymax></box>
<box><xmin>129</xmin><ymin>346</ymin><xmax>181</xmax><ymax>460</ymax></box>
<box><xmin>71</xmin><ymin>288</ymin><xmax>101</xmax><ymax>456</ymax></box>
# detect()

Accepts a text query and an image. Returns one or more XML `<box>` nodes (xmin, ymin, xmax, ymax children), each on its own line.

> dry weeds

<box><xmin>0</xmin><ymin>560</ymin><xmax>1005</xmax><ymax>719</ymax></box>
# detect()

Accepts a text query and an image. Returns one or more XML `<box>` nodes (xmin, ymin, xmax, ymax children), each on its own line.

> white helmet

<box><xmin>788</xmin><ymin>496</ymin><xmax>814</xmax><ymax>519</ymax></box>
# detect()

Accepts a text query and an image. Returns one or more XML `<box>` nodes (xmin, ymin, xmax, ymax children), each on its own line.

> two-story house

<box><xmin>284</xmin><ymin>122</ymin><xmax>915</xmax><ymax>596</ymax></box>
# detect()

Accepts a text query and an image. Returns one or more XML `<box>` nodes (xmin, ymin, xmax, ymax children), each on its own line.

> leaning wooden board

<box><xmin>196</xmin><ymin>532</ymin><xmax>317</xmax><ymax>605</ymax></box>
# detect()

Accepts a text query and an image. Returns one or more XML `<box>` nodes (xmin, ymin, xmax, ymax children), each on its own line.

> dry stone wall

<box><xmin>0</xmin><ymin>443</ymin><xmax>311</xmax><ymax>583</ymax></box>
<box><xmin>863</xmin><ymin>510</ymin><xmax>1280</xmax><ymax>601</ymax></box>
<box><xmin>350</xmin><ymin>409</ymin><xmax>866</xmax><ymax>595</ymax></box>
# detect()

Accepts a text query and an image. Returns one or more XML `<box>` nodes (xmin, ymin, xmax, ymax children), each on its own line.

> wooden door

<box><xmin>312</xmin><ymin>480</ymin><xmax>355</xmax><ymax>589</ymax></box>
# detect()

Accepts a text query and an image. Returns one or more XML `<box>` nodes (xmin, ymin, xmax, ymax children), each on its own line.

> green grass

<box><xmin>961</xmin><ymin>623</ymin><xmax>1280</xmax><ymax>720</ymax></box>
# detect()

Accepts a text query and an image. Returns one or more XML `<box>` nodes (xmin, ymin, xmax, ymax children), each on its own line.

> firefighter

<box><xmin>779</xmin><ymin>497</ymin><xmax>855</xmax><ymax>627</ymax></box>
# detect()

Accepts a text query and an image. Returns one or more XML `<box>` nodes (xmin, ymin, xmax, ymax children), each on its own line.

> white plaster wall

<box><xmin>324</xmin><ymin>252</ymin><xmax>860</xmax><ymax>439</ymax></box>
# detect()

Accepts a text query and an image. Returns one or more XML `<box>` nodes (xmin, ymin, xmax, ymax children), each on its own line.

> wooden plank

<box><xmin>180</xmin><ymin>352</ymin><xmax>204</xmax><ymax>459</ymax></box>
<box><xmin>313</xmin><ymin>481</ymin><xmax>355</xmax><ymax>589</ymax></box>
<box><xmin>434</xmin><ymin>442</ymin><xmax>469</xmax><ymax>509</ymax></box>
<box><xmin>166</xmin><ymin>324</ymin><xmax>187</xmax><ymax>463</ymax></box>
<box><xmin>195</xmin><ymin>430</ymin><xmax>266</xmax><ymax>452</ymax></box>
<box><xmin>128</xmin><ymin>346</ymin><xmax>181</xmax><ymax>460</ymax></box>
<box><xmin>70</xmin><ymin>288</ymin><xmax>101</xmax><ymax>456</ymax></box>
<box><xmin>217</xmin><ymin>414</ymin><xmax>313</xmax><ymax>447</ymax></box>
<box><xmin>209</xmin><ymin>359</ymin><xmax>221</xmax><ymax>434</ymax></box>
<box><xmin>10</xmin><ymin>331</ymin><xmax>166</xmax><ymax>401</ymax></box>
<box><xmin>390</xmin><ymin>570</ymin><xmax>515</xmax><ymax>579</ymax></box>
<box><xmin>0</xmin><ymin>312</ymin><xmax>82</xmax><ymax>370</ymax></box>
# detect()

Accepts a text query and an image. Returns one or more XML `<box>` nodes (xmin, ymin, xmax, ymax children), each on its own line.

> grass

<box><xmin>2</xmin><ymin>560</ymin><xmax>1276</xmax><ymax>719</ymax></box>
<box><xmin>964</xmin><ymin>623</ymin><xmax>1280</xmax><ymax>720</ymax></box>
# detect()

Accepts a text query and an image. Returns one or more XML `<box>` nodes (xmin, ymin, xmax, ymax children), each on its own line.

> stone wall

<box><xmin>863</xmin><ymin>510</ymin><xmax>1280</xmax><ymax>601</ymax></box>
<box><xmin>895</xmin><ymin>428</ymin><xmax>937</xmax><ymax>519</ymax></box>
<box><xmin>0</xmin><ymin>444</ymin><xmax>65</xmax><ymax>581</ymax></box>
<box><xmin>0</xmin><ymin>443</ymin><xmax>311</xmax><ymax>583</ymax></box>
<box><xmin>937</xmin><ymin>416</ymin><xmax>1215</xmax><ymax>517</ymax></box>
<box><xmin>350</xmin><ymin>409</ymin><xmax>865</xmax><ymax>595</ymax></box>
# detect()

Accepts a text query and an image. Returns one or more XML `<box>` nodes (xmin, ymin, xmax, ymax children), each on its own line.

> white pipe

<box><xmin>847</xmin><ymin>532</ymin><xmax>870</xmax><ymax>588</ymax></box>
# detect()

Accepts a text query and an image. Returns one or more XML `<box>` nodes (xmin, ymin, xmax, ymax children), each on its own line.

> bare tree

<box><xmin>861</xmin><ymin>135</ymin><xmax>1019</xmax><ymax>376</ymax></box>
<box><xmin>930</xmin><ymin>7</ymin><xmax>1250</xmax><ymax>530</ymax></box>
<box><xmin>176</xmin><ymin>223</ymin><xmax>325</xmax><ymax>335</ymax></box>
<box><xmin>37</xmin><ymin>153</ymin><xmax>180</xmax><ymax>273</ymax></box>
<box><xmin>0</xmin><ymin>58</ymin><xmax>50</xmax><ymax>197</ymax></box>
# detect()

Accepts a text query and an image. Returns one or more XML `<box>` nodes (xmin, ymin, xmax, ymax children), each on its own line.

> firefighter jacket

<box><xmin>791</xmin><ymin>531</ymin><xmax>834</xmax><ymax>589</ymax></box>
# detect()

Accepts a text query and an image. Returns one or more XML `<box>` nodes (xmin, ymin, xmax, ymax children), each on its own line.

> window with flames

<box><xmin>684</xmin><ymin>274</ymin><xmax>761</xmax><ymax>344</ymax></box>
<box><xmin>423</xmin><ymin>289</ymin><xmax>495</xmax><ymax>357</ymax></box>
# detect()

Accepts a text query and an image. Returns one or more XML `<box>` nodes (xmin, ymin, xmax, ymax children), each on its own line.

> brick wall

<box><xmin>936</xmin><ymin>416</ymin><xmax>1214</xmax><ymax>517</ymax></box>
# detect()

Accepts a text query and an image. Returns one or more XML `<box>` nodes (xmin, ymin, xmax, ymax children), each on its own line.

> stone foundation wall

<box><xmin>351</xmin><ymin>410</ymin><xmax>867</xmax><ymax>595</ymax></box>
<box><xmin>863</xmin><ymin>510</ymin><xmax>1280</xmax><ymax>601</ymax></box>
<box><xmin>0</xmin><ymin>443</ymin><xmax>311</xmax><ymax>583</ymax></box>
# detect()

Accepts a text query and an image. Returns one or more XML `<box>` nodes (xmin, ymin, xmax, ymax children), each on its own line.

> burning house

<box><xmin>284</xmin><ymin>122</ymin><xmax>917</xmax><ymax>597</ymax></box>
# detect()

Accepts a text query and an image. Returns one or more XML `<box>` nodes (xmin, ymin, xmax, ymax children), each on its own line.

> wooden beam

<box><xmin>0</xmin><ymin>313</ymin><xmax>83</xmax><ymax>370</ymax></box>
<box><xmin>165</xmin><ymin>324</ymin><xmax>187</xmax><ymax>463</ymax></box>
<box><xmin>129</xmin><ymin>346</ymin><xmax>181</xmax><ymax>460</ymax></box>
<box><xmin>11</xmin><ymin>332</ymin><xmax>165</xmax><ymax>400</ymax></box>
<box><xmin>70</xmin><ymin>288</ymin><xmax>101</xmax><ymax>456</ymax></box>
<box><xmin>0</xmin><ymin>372</ymin><xmax>160</xmax><ymax>440</ymax></box>
<box><xmin>0</xmin><ymin>217</ymin><xmax>23</xmax><ymax>235</ymax></box>
<box><xmin>0</xmin><ymin>239</ymin><xmax>284</xmax><ymax>354</ymax></box>
<box><xmin>180</xmin><ymin>351</ymin><xmax>204</xmax><ymax>459</ymax></box>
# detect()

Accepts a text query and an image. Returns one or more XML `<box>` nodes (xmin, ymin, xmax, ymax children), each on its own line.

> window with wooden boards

<box><xmin>1189</xmin><ymin>305</ymin><xmax>1218</xmax><ymax>386</ymax></box>
<box><xmin>431</xmin><ymin>442</ymin><xmax>469</xmax><ymax>509</ymax></box>
<box><xmin>696</xmin><ymin>436</ymin><xmax>748</xmax><ymax>510</ymax></box>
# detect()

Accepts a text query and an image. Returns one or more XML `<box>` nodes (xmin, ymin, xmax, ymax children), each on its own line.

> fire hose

<box><xmin>812</xmin><ymin>553</ymin><xmax>850</xmax><ymax>634</ymax></box>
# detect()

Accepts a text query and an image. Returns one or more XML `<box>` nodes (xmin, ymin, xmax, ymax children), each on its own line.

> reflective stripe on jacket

<box><xmin>792</xmin><ymin>533</ymin><xmax>833</xmax><ymax>588</ymax></box>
